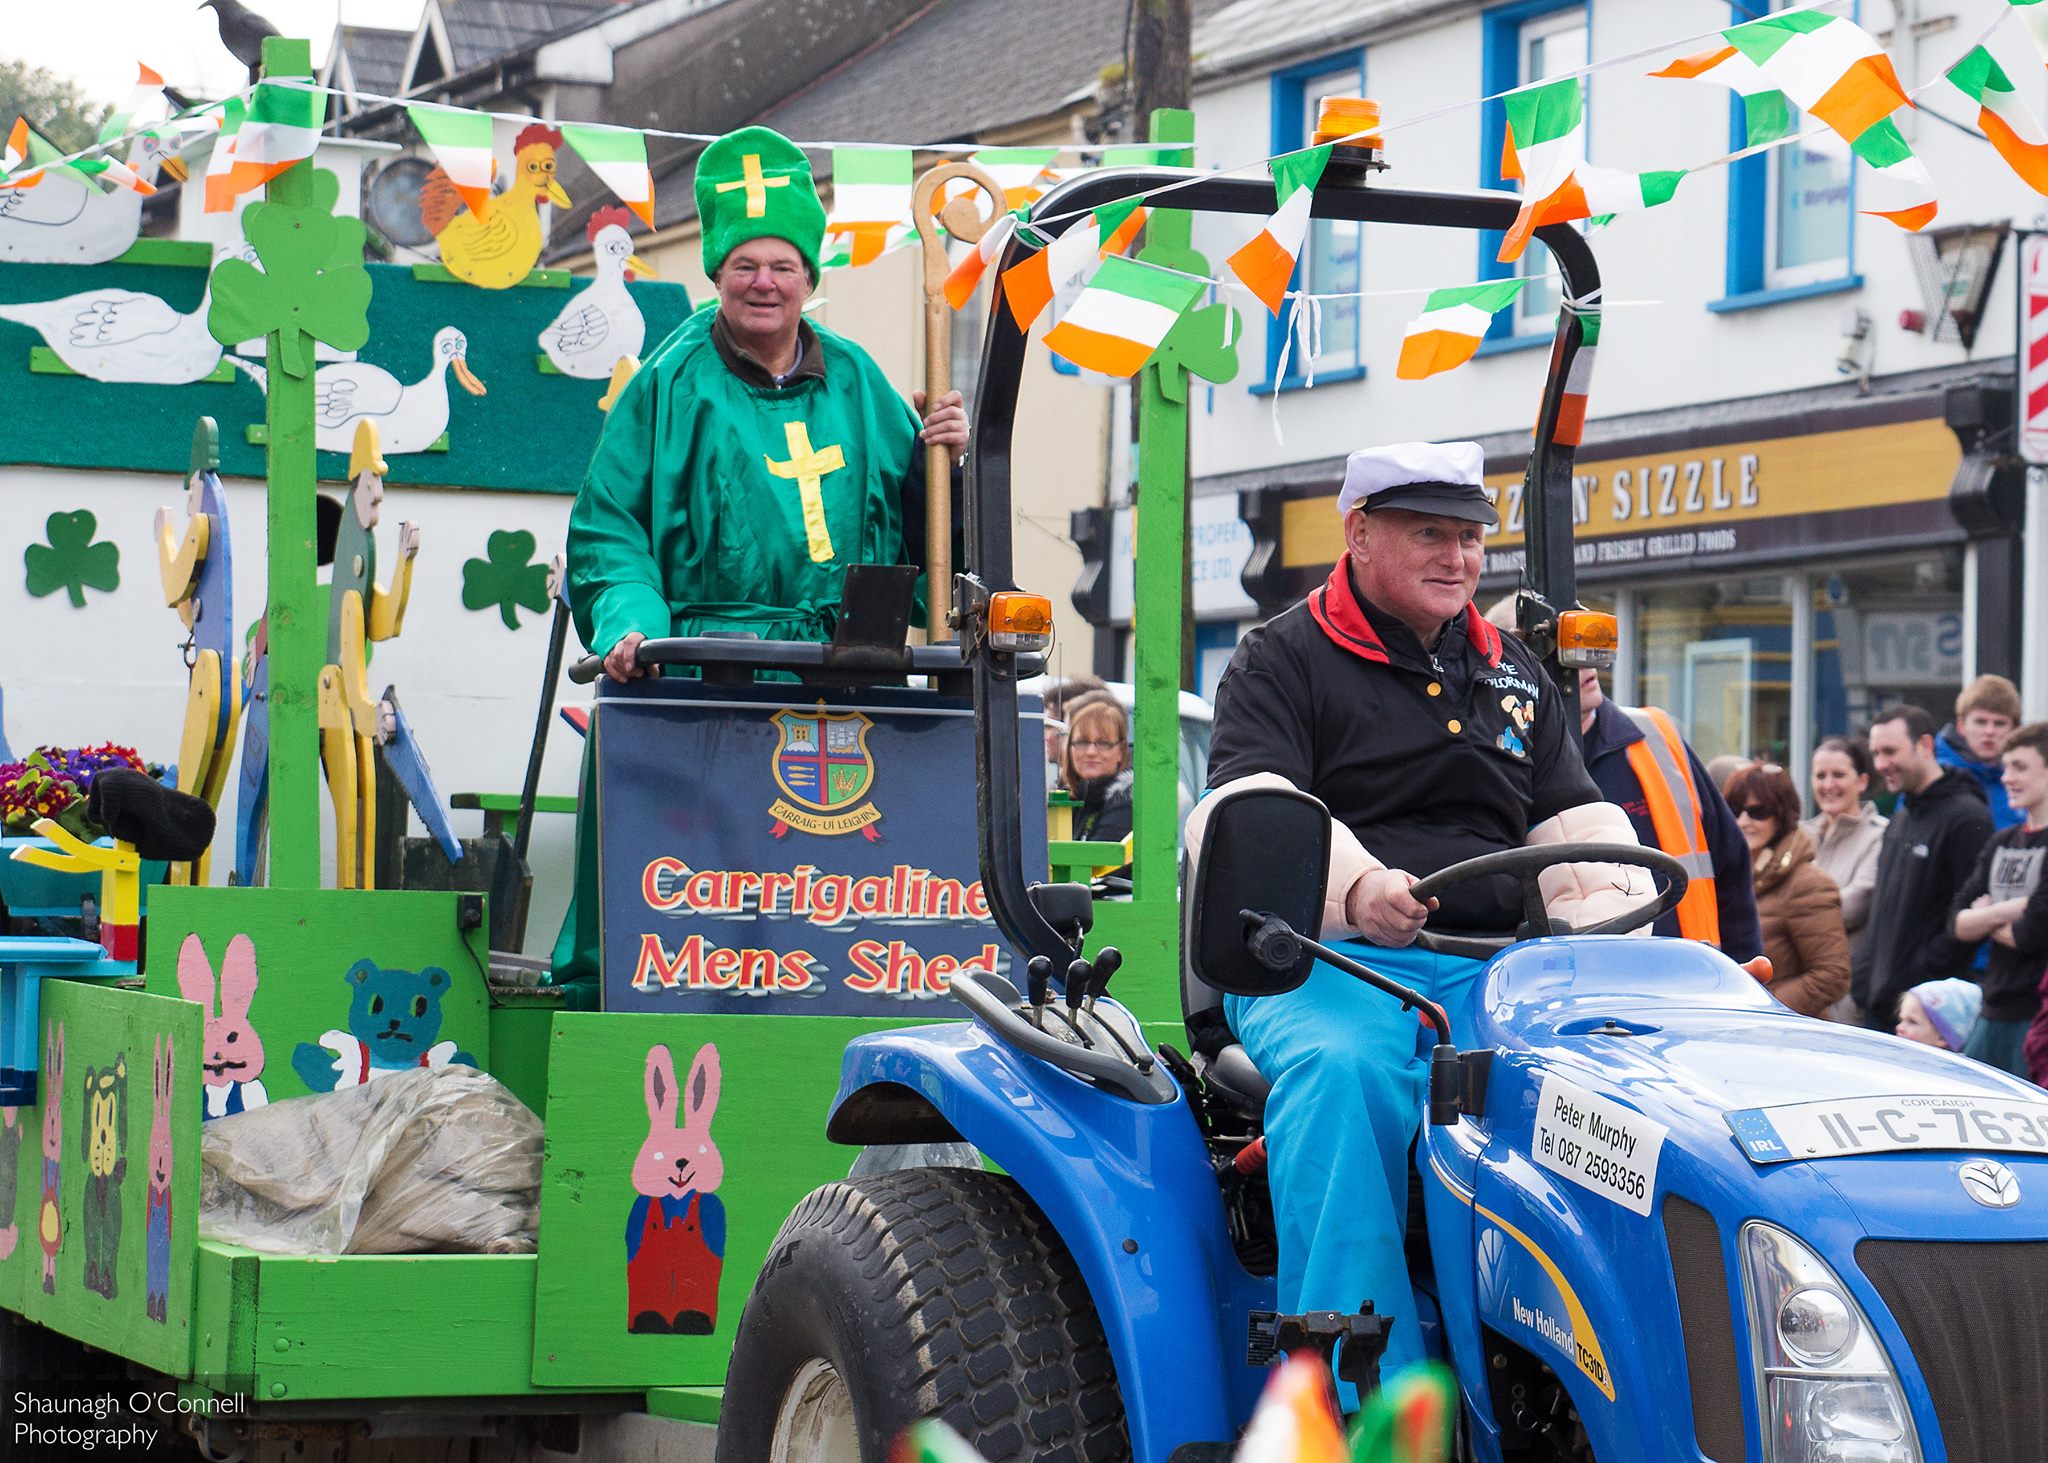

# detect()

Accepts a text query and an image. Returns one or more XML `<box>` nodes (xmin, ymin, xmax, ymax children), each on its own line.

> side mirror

<box><xmin>1185</xmin><ymin>786</ymin><xmax>1330</xmax><ymax>997</ymax></box>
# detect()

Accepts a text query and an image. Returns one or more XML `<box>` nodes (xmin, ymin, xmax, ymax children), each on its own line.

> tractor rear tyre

<box><xmin>717</xmin><ymin>1167</ymin><xmax>1129</xmax><ymax>1463</ymax></box>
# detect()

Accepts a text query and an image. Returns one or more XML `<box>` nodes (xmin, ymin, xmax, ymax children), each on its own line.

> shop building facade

<box><xmin>1065</xmin><ymin>0</ymin><xmax>2048</xmax><ymax>794</ymax></box>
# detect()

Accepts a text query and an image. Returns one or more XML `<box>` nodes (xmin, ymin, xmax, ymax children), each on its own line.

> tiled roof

<box><xmin>1192</xmin><ymin>0</ymin><xmax>1463</xmax><ymax>80</ymax></box>
<box><xmin>441</xmin><ymin>0</ymin><xmax>620</xmax><ymax>72</ymax></box>
<box><xmin>337</xmin><ymin>25</ymin><xmax>413</xmax><ymax>99</ymax></box>
<box><xmin>596</xmin><ymin>0</ymin><xmax>1229</xmax><ymax>240</ymax></box>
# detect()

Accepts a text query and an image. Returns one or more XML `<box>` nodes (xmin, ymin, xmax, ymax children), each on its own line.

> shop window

<box><xmin>1632</xmin><ymin>578</ymin><xmax>1793</xmax><ymax>763</ymax></box>
<box><xmin>1809</xmin><ymin>554</ymin><xmax>1963</xmax><ymax>745</ymax></box>
<box><xmin>1257</xmin><ymin>51</ymin><xmax>1365</xmax><ymax>392</ymax></box>
<box><xmin>1714</xmin><ymin>3</ymin><xmax>1861</xmax><ymax>310</ymax></box>
<box><xmin>1478</xmin><ymin>0</ymin><xmax>1590</xmax><ymax>348</ymax></box>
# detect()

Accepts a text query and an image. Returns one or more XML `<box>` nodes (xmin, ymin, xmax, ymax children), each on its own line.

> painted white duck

<box><xmin>538</xmin><ymin>205</ymin><xmax>655</xmax><ymax>380</ymax></box>
<box><xmin>0</xmin><ymin>234</ymin><xmax>254</xmax><ymax>383</ymax></box>
<box><xmin>0</xmin><ymin>133</ymin><xmax>187</xmax><ymax>265</ymax></box>
<box><xmin>308</xmin><ymin>327</ymin><xmax>488</xmax><ymax>455</ymax></box>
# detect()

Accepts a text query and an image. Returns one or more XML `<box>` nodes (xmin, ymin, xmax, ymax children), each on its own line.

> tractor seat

<box><xmin>1196</xmin><ymin>1042</ymin><xmax>1270</xmax><ymax>1122</ymax></box>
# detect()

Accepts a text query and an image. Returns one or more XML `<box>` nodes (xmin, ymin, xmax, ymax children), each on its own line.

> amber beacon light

<box><xmin>1313</xmin><ymin>97</ymin><xmax>1383</xmax><ymax>153</ymax></box>
<box><xmin>986</xmin><ymin>592</ymin><xmax>1054</xmax><ymax>653</ymax></box>
<box><xmin>1557</xmin><ymin>609</ymin><xmax>1619</xmax><ymax>669</ymax></box>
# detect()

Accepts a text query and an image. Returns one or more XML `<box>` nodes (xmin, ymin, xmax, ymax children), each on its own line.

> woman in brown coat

<box><xmin>1725</xmin><ymin>763</ymin><xmax>1850</xmax><ymax>1017</ymax></box>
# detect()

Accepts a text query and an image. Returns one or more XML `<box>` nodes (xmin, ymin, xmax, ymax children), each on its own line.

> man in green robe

<box><xmin>549</xmin><ymin>125</ymin><xmax>967</xmax><ymax>993</ymax></box>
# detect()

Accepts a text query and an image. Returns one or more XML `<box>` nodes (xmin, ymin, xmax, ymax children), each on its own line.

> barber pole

<box><xmin>2020</xmin><ymin>233</ymin><xmax>2048</xmax><ymax>464</ymax></box>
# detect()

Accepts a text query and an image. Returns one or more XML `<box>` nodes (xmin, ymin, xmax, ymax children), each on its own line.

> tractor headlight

<box><xmin>1741</xmin><ymin>1222</ymin><xmax>1922</xmax><ymax>1463</ymax></box>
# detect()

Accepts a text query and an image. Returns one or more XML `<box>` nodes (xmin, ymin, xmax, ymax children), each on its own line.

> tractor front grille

<box><xmin>1857</xmin><ymin>1239</ymin><xmax>2048</xmax><ymax>1463</ymax></box>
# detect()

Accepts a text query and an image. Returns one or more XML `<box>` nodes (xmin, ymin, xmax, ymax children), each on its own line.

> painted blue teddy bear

<box><xmin>292</xmin><ymin>961</ymin><xmax>476</xmax><ymax>1092</ymax></box>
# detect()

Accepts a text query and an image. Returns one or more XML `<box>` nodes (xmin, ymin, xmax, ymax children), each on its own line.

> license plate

<box><xmin>1726</xmin><ymin>1094</ymin><xmax>2048</xmax><ymax>1163</ymax></box>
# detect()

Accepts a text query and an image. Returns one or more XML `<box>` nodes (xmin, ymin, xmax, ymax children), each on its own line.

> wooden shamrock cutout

<box><xmin>25</xmin><ymin>510</ymin><xmax>120</xmax><ymax>608</ymax></box>
<box><xmin>1138</xmin><ymin>237</ymin><xmax>1241</xmax><ymax>405</ymax></box>
<box><xmin>206</xmin><ymin>167</ymin><xmax>371</xmax><ymax>379</ymax></box>
<box><xmin>461</xmin><ymin>529</ymin><xmax>552</xmax><ymax>630</ymax></box>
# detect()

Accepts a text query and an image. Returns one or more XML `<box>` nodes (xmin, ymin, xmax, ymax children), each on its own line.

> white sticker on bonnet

<box><xmin>1532</xmin><ymin>1073</ymin><xmax>1668</xmax><ymax>1217</ymax></box>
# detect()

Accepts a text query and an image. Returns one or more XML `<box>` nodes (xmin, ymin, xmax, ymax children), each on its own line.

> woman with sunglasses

<box><xmin>1727</xmin><ymin>762</ymin><xmax>1850</xmax><ymax>1017</ymax></box>
<box><xmin>1060</xmin><ymin>693</ymin><xmax>1135</xmax><ymax>848</ymax></box>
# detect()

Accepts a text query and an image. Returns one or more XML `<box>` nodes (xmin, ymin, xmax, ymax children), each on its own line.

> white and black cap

<box><xmin>1337</xmin><ymin>440</ymin><xmax>1499</xmax><ymax>527</ymax></box>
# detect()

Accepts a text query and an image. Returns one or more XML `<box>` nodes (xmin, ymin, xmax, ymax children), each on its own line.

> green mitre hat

<box><xmin>695</xmin><ymin>126</ymin><xmax>826</xmax><ymax>281</ymax></box>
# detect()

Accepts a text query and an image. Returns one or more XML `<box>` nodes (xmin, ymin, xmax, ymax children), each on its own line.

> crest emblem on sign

<box><xmin>769</xmin><ymin>706</ymin><xmax>881</xmax><ymax>839</ymax></box>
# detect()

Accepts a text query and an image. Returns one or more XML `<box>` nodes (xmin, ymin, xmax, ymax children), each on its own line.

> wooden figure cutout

<box><xmin>318</xmin><ymin>422</ymin><xmax>420</xmax><ymax>888</ymax></box>
<box><xmin>154</xmin><ymin>417</ymin><xmax>243</xmax><ymax>885</ymax></box>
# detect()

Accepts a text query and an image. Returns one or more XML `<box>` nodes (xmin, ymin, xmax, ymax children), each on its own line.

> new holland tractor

<box><xmin>711</xmin><ymin>162</ymin><xmax>2048</xmax><ymax>1463</ymax></box>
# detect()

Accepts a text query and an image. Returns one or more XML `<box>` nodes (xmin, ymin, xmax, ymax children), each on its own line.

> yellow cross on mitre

<box><xmin>764</xmin><ymin>421</ymin><xmax>846</xmax><ymax>563</ymax></box>
<box><xmin>715</xmin><ymin>152</ymin><xmax>790</xmax><ymax>219</ymax></box>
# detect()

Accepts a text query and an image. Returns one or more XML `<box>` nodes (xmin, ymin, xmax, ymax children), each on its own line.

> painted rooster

<box><xmin>421</xmin><ymin>123</ymin><xmax>570</xmax><ymax>289</ymax></box>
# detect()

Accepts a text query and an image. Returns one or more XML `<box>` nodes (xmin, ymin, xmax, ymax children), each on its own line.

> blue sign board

<box><xmin>595</xmin><ymin>679</ymin><xmax>1047</xmax><ymax>1015</ymax></box>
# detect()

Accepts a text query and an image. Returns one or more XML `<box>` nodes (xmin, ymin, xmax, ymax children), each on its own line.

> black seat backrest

<box><xmin>1179</xmin><ymin>784</ymin><xmax>1331</xmax><ymax>1058</ymax></box>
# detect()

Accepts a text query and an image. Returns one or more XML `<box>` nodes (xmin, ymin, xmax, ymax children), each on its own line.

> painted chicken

<box><xmin>538</xmin><ymin>205</ymin><xmax>655</xmax><ymax>379</ymax></box>
<box><xmin>422</xmin><ymin>123</ymin><xmax>571</xmax><ymax>289</ymax></box>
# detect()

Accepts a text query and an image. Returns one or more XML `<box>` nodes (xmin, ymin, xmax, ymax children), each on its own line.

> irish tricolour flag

<box><xmin>410</xmin><ymin>103</ymin><xmax>496</xmax><ymax>221</ymax></box>
<box><xmin>1002</xmin><ymin>217</ymin><xmax>1107</xmax><ymax>329</ymax></box>
<box><xmin>972</xmin><ymin>147</ymin><xmax>1058</xmax><ymax>210</ymax></box>
<box><xmin>206</xmin><ymin>81</ymin><xmax>322</xmax><ymax>211</ymax></box>
<box><xmin>1653</xmin><ymin>12</ymin><xmax>1932</xmax><ymax>229</ymax></box>
<box><xmin>1397</xmin><ymin>280</ymin><xmax>1528</xmax><ymax>379</ymax></box>
<box><xmin>1227</xmin><ymin>144</ymin><xmax>1330</xmax><ymax>315</ymax></box>
<box><xmin>563</xmin><ymin>121</ymin><xmax>655</xmax><ymax>228</ymax></box>
<box><xmin>824</xmin><ymin>147</ymin><xmax>912</xmax><ymax>267</ymax></box>
<box><xmin>1498</xmin><ymin>79</ymin><xmax>1684</xmax><ymax>262</ymax></box>
<box><xmin>2013</xmin><ymin>0</ymin><xmax>2048</xmax><ymax>70</ymax></box>
<box><xmin>943</xmin><ymin>210</ymin><xmax>1020</xmax><ymax>308</ymax></box>
<box><xmin>1</xmin><ymin>118</ymin><xmax>63</xmax><ymax>189</ymax></box>
<box><xmin>1948</xmin><ymin>46</ymin><xmax>2048</xmax><ymax>194</ymax></box>
<box><xmin>1041</xmin><ymin>256</ymin><xmax>1203</xmax><ymax>376</ymax></box>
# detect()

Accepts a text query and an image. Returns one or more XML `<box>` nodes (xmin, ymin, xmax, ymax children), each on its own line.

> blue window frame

<box><xmin>1713</xmin><ymin>1</ymin><xmax>1861</xmax><ymax>311</ymax></box>
<box><xmin>1254</xmin><ymin>48</ymin><xmax>1367</xmax><ymax>394</ymax></box>
<box><xmin>1477</xmin><ymin>0</ymin><xmax>1591</xmax><ymax>351</ymax></box>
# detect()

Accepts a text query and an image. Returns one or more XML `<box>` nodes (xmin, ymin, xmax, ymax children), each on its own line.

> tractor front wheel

<box><xmin>717</xmin><ymin>1167</ymin><xmax>1129</xmax><ymax>1463</ymax></box>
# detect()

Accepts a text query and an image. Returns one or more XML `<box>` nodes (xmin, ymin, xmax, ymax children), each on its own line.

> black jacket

<box><xmin>1580</xmin><ymin>699</ymin><xmax>1763</xmax><ymax>960</ymax></box>
<box><xmin>1850</xmin><ymin>768</ymin><xmax>1994</xmax><ymax>1023</ymax></box>
<box><xmin>1208</xmin><ymin>562</ymin><xmax>1602</xmax><ymax>930</ymax></box>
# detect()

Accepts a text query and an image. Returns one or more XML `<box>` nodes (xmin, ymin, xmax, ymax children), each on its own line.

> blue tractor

<box><xmin>715</xmin><ymin>162</ymin><xmax>2048</xmax><ymax>1463</ymax></box>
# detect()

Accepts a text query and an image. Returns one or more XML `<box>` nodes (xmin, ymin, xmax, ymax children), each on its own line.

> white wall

<box><xmin>1191</xmin><ymin>0</ymin><xmax>2040</xmax><ymax>478</ymax></box>
<box><xmin>0</xmin><ymin>465</ymin><xmax>585</xmax><ymax>954</ymax></box>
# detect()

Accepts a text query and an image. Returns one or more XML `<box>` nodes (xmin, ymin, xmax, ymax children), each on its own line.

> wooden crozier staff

<box><xmin>911</xmin><ymin>161</ymin><xmax>1006</xmax><ymax>641</ymax></box>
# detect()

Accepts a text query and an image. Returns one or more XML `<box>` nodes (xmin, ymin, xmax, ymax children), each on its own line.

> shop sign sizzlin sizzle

<box><xmin>593</xmin><ymin>685</ymin><xmax>1047</xmax><ymax>1015</ymax></box>
<box><xmin>1279</xmin><ymin>418</ymin><xmax>1962</xmax><ymax>580</ymax></box>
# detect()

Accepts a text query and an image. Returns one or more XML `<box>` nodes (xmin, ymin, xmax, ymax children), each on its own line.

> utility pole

<box><xmin>1125</xmin><ymin>0</ymin><xmax>1195</xmax><ymax>689</ymax></box>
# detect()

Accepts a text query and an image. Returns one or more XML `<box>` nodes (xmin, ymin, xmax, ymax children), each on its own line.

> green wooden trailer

<box><xmin>0</xmin><ymin>41</ymin><xmax>1222</xmax><ymax>1462</ymax></box>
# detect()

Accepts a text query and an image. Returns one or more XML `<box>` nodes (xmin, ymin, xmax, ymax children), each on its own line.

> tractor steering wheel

<box><xmin>1401</xmin><ymin>842</ymin><xmax>1689</xmax><ymax>957</ymax></box>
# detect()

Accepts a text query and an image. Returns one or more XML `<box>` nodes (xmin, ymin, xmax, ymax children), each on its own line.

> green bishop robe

<box><xmin>551</xmin><ymin>306</ymin><xmax>928</xmax><ymax>993</ymax></box>
<box><xmin>567</xmin><ymin>305</ymin><xmax>924</xmax><ymax>651</ymax></box>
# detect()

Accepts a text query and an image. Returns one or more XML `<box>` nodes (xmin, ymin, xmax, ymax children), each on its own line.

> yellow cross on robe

<box><xmin>764</xmin><ymin>421</ymin><xmax>846</xmax><ymax>563</ymax></box>
<box><xmin>716</xmin><ymin>153</ymin><xmax>790</xmax><ymax>219</ymax></box>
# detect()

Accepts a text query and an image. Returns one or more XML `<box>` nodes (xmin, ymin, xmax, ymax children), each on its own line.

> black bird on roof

<box><xmin>198</xmin><ymin>0</ymin><xmax>281</xmax><ymax>83</ymax></box>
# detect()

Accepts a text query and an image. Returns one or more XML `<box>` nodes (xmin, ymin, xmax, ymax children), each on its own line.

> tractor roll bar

<box><xmin>967</xmin><ymin>167</ymin><xmax>1602</xmax><ymax>965</ymax></box>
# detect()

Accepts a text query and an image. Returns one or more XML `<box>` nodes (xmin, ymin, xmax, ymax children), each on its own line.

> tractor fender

<box><xmin>828</xmin><ymin>1020</ymin><xmax>1268</xmax><ymax>1462</ymax></box>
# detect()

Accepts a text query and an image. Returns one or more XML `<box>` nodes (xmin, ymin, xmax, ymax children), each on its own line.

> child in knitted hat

<box><xmin>1895</xmin><ymin>977</ymin><xmax>1983</xmax><ymax>1053</ymax></box>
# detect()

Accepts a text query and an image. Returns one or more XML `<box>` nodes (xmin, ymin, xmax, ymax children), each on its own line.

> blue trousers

<box><xmin>1226</xmin><ymin>940</ymin><xmax>1484</xmax><ymax>1385</ymax></box>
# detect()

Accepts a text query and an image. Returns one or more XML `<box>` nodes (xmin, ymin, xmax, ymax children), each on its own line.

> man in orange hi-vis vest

<box><xmin>1578</xmin><ymin>670</ymin><xmax>1762</xmax><ymax>957</ymax></box>
<box><xmin>1482</xmin><ymin>598</ymin><xmax>1760</xmax><ymax>956</ymax></box>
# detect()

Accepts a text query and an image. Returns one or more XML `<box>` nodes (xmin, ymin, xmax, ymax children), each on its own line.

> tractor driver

<box><xmin>548</xmin><ymin>125</ymin><xmax>968</xmax><ymax>995</ymax></box>
<box><xmin>1187</xmin><ymin>441</ymin><xmax>1650</xmax><ymax>1393</ymax></box>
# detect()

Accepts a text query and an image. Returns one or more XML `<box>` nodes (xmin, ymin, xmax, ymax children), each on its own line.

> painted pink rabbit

<box><xmin>145</xmin><ymin>1035</ymin><xmax>174</xmax><ymax>1323</ymax></box>
<box><xmin>177</xmin><ymin>934</ymin><xmax>268</xmax><ymax>1120</ymax></box>
<box><xmin>625</xmin><ymin>1043</ymin><xmax>724</xmax><ymax>1335</ymax></box>
<box><xmin>38</xmin><ymin>1022</ymin><xmax>62</xmax><ymax>1294</ymax></box>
